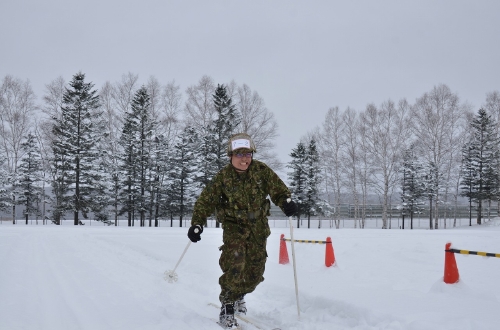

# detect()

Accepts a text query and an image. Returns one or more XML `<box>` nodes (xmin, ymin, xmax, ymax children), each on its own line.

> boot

<box><xmin>234</xmin><ymin>296</ymin><xmax>247</xmax><ymax>315</ymax></box>
<box><xmin>219</xmin><ymin>302</ymin><xmax>238</xmax><ymax>329</ymax></box>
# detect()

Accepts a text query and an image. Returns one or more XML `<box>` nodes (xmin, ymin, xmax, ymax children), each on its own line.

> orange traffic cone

<box><xmin>444</xmin><ymin>242</ymin><xmax>460</xmax><ymax>284</ymax></box>
<box><xmin>279</xmin><ymin>234</ymin><xmax>289</xmax><ymax>264</ymax></box>
<box><xmin>325</xmin><ymin>237</ymin><xmax>336</xmax><ymax>267</ymax></box>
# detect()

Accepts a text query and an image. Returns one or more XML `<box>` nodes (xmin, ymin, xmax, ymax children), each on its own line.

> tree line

<box><xmin>287</xmin><ymin>85</ymin><xmax>500</xmax><ymax>229</ymax></box>
<box><xmin>0</xmin><ymin>72</ymin><xmax>279</xmax><ymax>226</ymax></box>
<box><xmin>1</xmin><ymin>73</ymin><xmax>499</xmax><ymax>229</ymax></box>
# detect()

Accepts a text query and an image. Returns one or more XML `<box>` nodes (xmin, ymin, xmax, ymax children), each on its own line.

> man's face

<box><xmin>230</xmin><ymin>148</ymin><xmax>253</xmax><ymax>171</ymax></box>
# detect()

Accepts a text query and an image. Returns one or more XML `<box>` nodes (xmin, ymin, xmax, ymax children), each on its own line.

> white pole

<box><xmin>287</xmin><ymin>198</ymin><xmax>300</xmax><ymax>320</ymax></box>
<box><xmin>172</xmin><ymin>240</ymin><xmax>192</xmax><ymax>274</ymax></box>
<box><xmin>165</xmin><ymin>228</ymin><xmax>198</xmax><ymax>283</ymax></box>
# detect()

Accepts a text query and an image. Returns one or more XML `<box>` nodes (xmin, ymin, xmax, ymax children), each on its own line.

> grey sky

<box><xmin>1</xmin><ymin>0</ymin><xmax>499</xmax><ymax>172</ymax></box>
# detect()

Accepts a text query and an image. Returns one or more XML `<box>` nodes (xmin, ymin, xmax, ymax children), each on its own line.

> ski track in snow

<box><xmin>1</xmin><ymin>224</ymin><xmax>500</xmax><ymax>329</ymax></box>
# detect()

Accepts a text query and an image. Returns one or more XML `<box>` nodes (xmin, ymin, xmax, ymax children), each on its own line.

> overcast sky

<box><xmin>1</xmin><ymin>0</ymin><xmax>500</xmax><ymax>172</ymax></box>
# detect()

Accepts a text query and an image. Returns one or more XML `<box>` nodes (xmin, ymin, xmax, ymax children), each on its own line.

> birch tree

<box><xmin>184</xmin><ymin>75</ymin><xmax>216</xmax><ymax>190</ymax></box>
<box><xmin>99</xmin><ymin>81</ymin><xmax>122</xmax><ymax>225</ymax></box>
<box><xmin>320</xmin><ymin>107</ymin><xmax>345</xmax><ymax>228</ymax></box>
<box><xmin>159</xmin><ymin>80</ymin><xmax>182</xmax><ymax>146</ymax></box>
<box><xmin>230</xmin><ymin>83</ymin><xmax>281</xmax><ymax>170</ymax></box>
<box><xmin>483</xmin><ymin>91</ymin><xmax>500</xmax><ymax>214</ymax></box>
<box><xmin>184</xmin><ymin>75</ymin><xmax>216</xmax><ymax>130</ymax></box>
<box><xmin>41</xmin><ymin>76</ymin><xmax>65</xmax><ymax>121</ymax></box>
<box><xmin>39</xmin><ymin>77</ymin><xmax>67</xmax><ymax>224</ymax></box>
<box><xmin>113</xmin><ymin>72</ymin><xmax>139</xmax><ymax>116</ymax></box>
<box><xmin>360</xmin><ymin>99</ymin><xmax>409</xmax><ymax>229</ymax></box>
<box><xmin>341</xmin><ymin>107</ymin><xmax>362</xmax><ymax>227</ymax></box>
<box><xmin>0</xmin><ymin>75</ymin><xmax>37</xmax><ymax>223</ymax></box>
<box><xmin>356</xmin><ymin>115</ymin><xmax>374</xmax><ymax>227</ymax></box>
<box><xmin>411</xmin><ymin>84</ymin><xmax>469</xmax><ymax>229</ymax></box>
<box><xmin>146</xmin><ymin>76</ymin><xmax>163</xmax><ymax>125</ymax></box>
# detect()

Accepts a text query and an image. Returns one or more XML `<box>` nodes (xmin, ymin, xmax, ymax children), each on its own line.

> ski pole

<box><xmin>164</xmin><ymin>232</ymin><xmax>197</xmax><ymax>283</ymax></box>
<box><xmin>287</xmin><ymin>198</ymin><xmax>300</xmax><ymax>320</ymax></box>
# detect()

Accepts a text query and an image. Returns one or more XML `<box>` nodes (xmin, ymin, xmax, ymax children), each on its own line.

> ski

<box><xmin>214</xmin><ymin>318</ymin><xmax>243</xmax><ymax>330</ymax></box>
<box><xmin>209</xmin><ymin>303</ymin><xmax>281</xmax><ymax>330</ymax></box>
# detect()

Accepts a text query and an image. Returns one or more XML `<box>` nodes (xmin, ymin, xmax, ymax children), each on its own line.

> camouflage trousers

<box><xmin>218</xmin><ymin>220</ymin><xmax>268</xmax><ymax>304</ymax></box>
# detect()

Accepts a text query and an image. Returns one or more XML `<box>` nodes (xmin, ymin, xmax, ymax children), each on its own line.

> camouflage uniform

<box><xmin>191</xmin><ymin>159</ymin><xmax>291</xmax><ymax>304</ymax></box>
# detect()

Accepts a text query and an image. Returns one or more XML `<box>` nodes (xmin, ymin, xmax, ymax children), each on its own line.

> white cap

<box><xmin>231</xmin><ymin>139</ymin><xmax>251</xmax><ymax>151</ymax></box>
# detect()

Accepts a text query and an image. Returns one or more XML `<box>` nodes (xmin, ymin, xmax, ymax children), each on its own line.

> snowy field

<box><xmin>1</xmin><ymin>220</ymin><xmax>500</xmax><ymax>330</ymax></box>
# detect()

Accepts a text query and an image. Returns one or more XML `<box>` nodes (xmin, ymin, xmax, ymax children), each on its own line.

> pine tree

<box><xmin>460</xmin><ymin>142</ymin><xmax>475</xmax><ymax>226</ymax></box>
<box><xmin>423</xmin><ymin>161</ymin><xmax>441</xmax><ymax>229</ymax></box>
<box><xmin>460</xmin><ymin>109</ymin><xmax>500</xmax><ymax>225</ymax></box>
<box><xmin>211</xmin><ymin>84</ymin><xmax>240</xmax><ymax>170</ymax></box>
<box><xmin>117</xmin><ymin>86</ymin><xmax>158</xmax><ymax>227</ymax></box>
<box><xmin>400</xmin><ymin>145</ymin><xmax>425</xmax><ymax>229</ymax></box>
<box><xmin>168</xmin><ymin>126</ymin><xmax>198</xmax><ymax>227</ymax></box>
<box><xmin>132</xmin><ymin>87</ymin><xmax>157</xmax><ymax>226</ymax></box>
<box><xmin>147</xmin><ymin>135</ymin><xmax>166</xmax><ymax>227</ymax></box>
<box><xmin>52</xmin><ymin>72</ymin><xmax>106</xmax><ymax>225</ymax></box>
<box><xmin>303</xmin><ymin>139</ymin><xmax>321</xmax><ymax>228</ymax></box>
<box><xmin>118</xmin><ymin>108</ymin><xmax>139</xmax><ymax>226</ymax></box>
<box><xmin>198</xmin><ymin>84</ymin><xmax>241</xmax><ymax>185</ymax></box>
<box><xmin>151</xmin><ymin>135</ymin><xmax>172</xmax><ymax>227</ymax></box>
<box><xmin>197</xmin><ymin>84</ymin><xmax>240</xmax><ymax>228</ymax></box>
<box><xmin>103</xmin><ymin>138</ymin><xmax>122</xmax><ymax>226</ymax></box>
<box><xmin>17</xmin><ymin>134</ymin><xmax>43</xmax><ymax>224</ymax></box>
<box><xmin>90</xmin><ymin>142</ymin><xmax>112</xmax><ymax>225</ymax></box>
<box><xmin>0</xmin><ymin>163</ymin><xmax>9</xmax><ymax>214</ymax></box>
<box><xmin>50</xmin><ymin>123</ymin><xmax>72</xmax><ymax>225</ymax></box>
<box><xmin>5</xmin><ymin>169</ymin><xmax>22</xmax><ymax>224</ymax></box>
<box><xmin>287</xmin><ymin>142</ymin><xmax>307</xmax><ymax>228</ymax></box>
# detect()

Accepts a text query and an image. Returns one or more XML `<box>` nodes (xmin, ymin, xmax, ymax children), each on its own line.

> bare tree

<box><xmin>145</xmin><ymin>77</ymin><xmax>164</xmax><ymax>226</ymax></box>
<box><xmin>183</xmin><ymin>75</ymin><xmax>216</xmax><ymax>130</ymax></box>
<box><xmin>0</xmin><ymin>76</ymin><xmax>37</xmax><ymax>171</ymax></box>
<box><xmin>483</xmin><ymin>90</ymin><xmax>500</xmax><ymax>218</ymax></box>
<box><xmin>410</xmin><ymin>84</ymin><xmax>469</xmax><ymax>229</ymax></box>
<box><xmin>32</xmin><ymin>123</ymin><xmax>50</xmax><ymax>225</ymax></box>
<box><xmin>0</xmin><ymin>75</ymin><xmax>37</xmax><ymax>224</ymax></box>
<box><xmin>484</xmin><ymin>91</ymin><xmax>500</xmax><ymax>123</ymax></box>
<box><xmin>441</xmin><ymin>101</ymin><xmax>471</xmax><ymax>228</ymax></box>
<box><xmin>320</xmin><ymin>106</ymin><xmax>345</xmax><ymax>228</ymax></box>
<box><xmin>37</xmin><ymin>76</ymin><xmax>66</xmax><ymax>155</ymax></box>
<box><xmin>341</xmin><ymin>107</ymin><xmax>362</xmax><ymax>227</ymax></box>
<box><xmin>356</xmin><ymin>112</ymin><xmax>374</xmax><ymax>228</ymax></box>
<box><xmin>37</xmin><ymin>77</ymin><xmax>68</xmax><ymax>225</ymax></box>
<box><xmin>100</xmin><ymin>81</ymin><xmax>123</xmax><ymax>225</ymax></box>
<box><xmin>188</xmin><ymin>79</ymin><xmax>281</xmax><ymax>169</ymax></box>
<box><xmin>360</xmin><ymin>99</ymin><xmax>409</xmax><ymax>229</ymax></box>
<box><xmin>100</xmin><ymin>82</ymin><xmax>121</xmax><ymax>145</ymax></box>
<box><xmin>159</xmin><ymin>80</ymin><xmax>183</xmax><ymax>146</ymax></box>
<box><xmin>232</xmin><ymin>83</ymin><xmax>281</xmax><ymax>170</ymax></box>
<box><xmin>41</xmin><ymin>76</ymin><xmax>65</xmax><ymax>121</ymax></box>
<box><xmin>113</xmin><ymin>72</ymin><xmax>139</xmax><ymax>116</ymax></box>
<box><xmin>146</xmin><ymin>76</ymin><xmax>163</xmax><ymax>123</ymax></box>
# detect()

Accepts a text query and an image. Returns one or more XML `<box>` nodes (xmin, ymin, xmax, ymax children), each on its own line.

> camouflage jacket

<box><xmin>191</xmin><ymin>160</ymin><xmax>290</xmax><ymax>230</ymax></box>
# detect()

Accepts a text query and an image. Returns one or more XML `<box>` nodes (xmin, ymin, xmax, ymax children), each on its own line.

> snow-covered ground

<box><xmin>1</xmin><ymin>220</ymin><xmax>500</xmax><ymax>330</ymax></box>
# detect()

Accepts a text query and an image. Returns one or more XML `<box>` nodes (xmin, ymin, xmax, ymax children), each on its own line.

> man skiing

<box><xmin>187</xmin><ymin>133</ymin><xmax>298</xmax><ymax>329</ymax></box>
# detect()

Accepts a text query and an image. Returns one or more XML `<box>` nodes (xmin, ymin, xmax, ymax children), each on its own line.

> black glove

<box><xmin>187</xmin><ymin>225</ymin><xmax>203</xmax><ymax>242</ymax></box>
<box><xmin>283</xmin><ymin>199</ymin><xmax>298</xmax><ymax>217</ymax></box>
